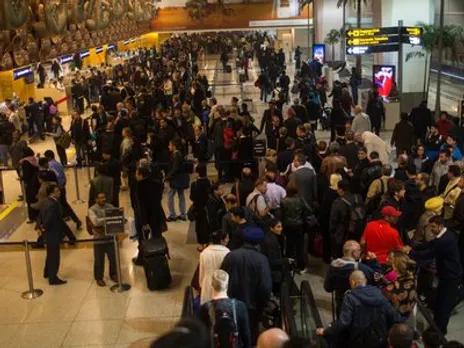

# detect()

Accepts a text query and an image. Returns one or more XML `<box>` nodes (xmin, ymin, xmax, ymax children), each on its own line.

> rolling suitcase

<box><xmin>141</xmin><ymin>236</ymin><xmax>171</xmax><ymax>290</ymax></box>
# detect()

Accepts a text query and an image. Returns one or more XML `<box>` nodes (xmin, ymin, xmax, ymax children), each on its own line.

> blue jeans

<box><xmin>74</xmin><ymin>143</ymin><xmax>86</xmax><ymax>165</ymax></box>
<box><xmin>0</xmin><ymin>144</ymin><xmax>9</xmax><ymax>165</ymax></box>
<box><xmin>168</xmin><ymin>187</ymin><xmax>186</xmax><ymax>218</ymax></box>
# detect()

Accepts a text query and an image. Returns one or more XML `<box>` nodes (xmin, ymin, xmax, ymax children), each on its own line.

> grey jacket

<box><xmin>430</xmin><ymin>159</ymin><xmax>453</xmax><ymax>190</ymax></box>
<box><xmin>89</xmin><ymin>203</ymin><xmax>114</xmax><ymax>237</ymax></box>
<box><xmin>289</xmin><ymin>166</ymin><xmax>317</xmax><ymax>208</ymax></box>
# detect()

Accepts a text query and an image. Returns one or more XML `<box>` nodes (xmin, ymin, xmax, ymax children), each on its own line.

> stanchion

<box><xmin>84</xmin><ymin>154</ymin><xmax>92</xmax><ymax>188</ymax></box>
<box><xmin>0</xmin><ymin>169</ymin><xmax>4</xmax><ymax>205</ymax></box>
<box><xmin>21</xmin><ymin>240</ymin><xmax>43</xmax><ymax>300</ymax></box>
<box><xmin>19</xmin><ymin>179</ymin><xmax>30</xmax><ymax>221</ymax></box>
<box><xmin>72</xmin><ymin>165</ymin><xmax>86</xmax><ymax>204</ymax></box>
<box><xmin>110</xmin><ymin>234</ymin><xmax>131</xmax><ymax>293</ymax></box>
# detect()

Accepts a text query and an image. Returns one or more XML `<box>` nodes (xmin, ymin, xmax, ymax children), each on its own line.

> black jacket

<box><xmin>135</xmin><ymin>177</ymin><xmax>166</xmax><ymax>235</ymax></box>
<box><xmin>167</xmin><ymin>151</ymin><xmax>189</xmax><ymax>190</ymax></box>
<box><xmin>221</xmin><ymin>244</ymin><xmax>272</xmax><ymax>310</ymax></box>
<box><xmin>193</xmin><ymin>134</ymin><xmax>208</xmax><ymax>162</ymax></box>
<box><xmin>284</xmin><ymin>117</ymin><xmax>301</xmax><ymax>139</ymax></box>
<box><xmin>260</xmin><ymin>232</ymin><xmax>284</xmax><ymax>284</ymax></box>
<box><xmin>411</xmin><ymin>230</ymin><xmax>463</xmax><ymax>280</ymax></box>
<box><xmin>329</xmin><ymin>193</ymin><xmax>363</xmax><ymax>244</ymax></box>
<box><xmin>222</xmin><ymin>210</ymin><xmax>256</xmax><ymax>251</ymax></box>
<box><xmin>231</xmin><ymin>178</ymin><xmax>255</xmax><ymax>207</ymax></box>
<box><xmin>206</xmin><ymin>194</ymin><xmax>226</xmax><ymax>232</ymax></box>
<box><xmin>360</xmin><ymin>160</ymin><xmax>382</xmax><ymax>197</ymax></box>
<box><xmin>391</xmin><ymin>120</ymin><xmax>414</xmax><ymax>152</ymax></box>
<box><xmin>290</xmin><ymin>167</ymin><xmax>317</xmax><ymax>208</ymax></box>
<box><xmin>324</xmin><ymin>285</ymin><xmax>402</xmax><ymax>346</ymax></box>
<box><xmin>280</xmin><ymin>196</ymin><xmax>309</xmax><ymax>227</ymax></box>
<box><xmin>198</xmin><ymin>298</ymin><xmax>251</xmax><ymax>348</ymax></box>
<box><xmin>324</xmin><ymin>258</ymin><xmax>381</xmax><ymax>314</ymax></box>
<box><xmin>292</xmin><ymin>104</ymin><xmax>308</xmax><ymax>123</ymax></box>
<box><xmin>70</xmin><ymin>117</ymin><xmax>90</xmax><ymax>145</ymax></box>
<box><xmin>340</xmin><ymin>142</ymin><xmax>359</xmax><ymax>170</ymax></box>
<box><xmin>37</xmin><ymin>197</ymin><xmax>65</xmax><ymax>244</ymax></box>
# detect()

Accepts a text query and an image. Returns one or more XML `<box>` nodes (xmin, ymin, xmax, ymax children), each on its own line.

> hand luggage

<box><xmin>226</xmin><ymin>65</ymin><xmax>232</xmax><ymax>73</ymax></box>
<box><xmin>141</xmin><ymin>236</ymin><xmax>171</xmax><ymax>290</ymax></box>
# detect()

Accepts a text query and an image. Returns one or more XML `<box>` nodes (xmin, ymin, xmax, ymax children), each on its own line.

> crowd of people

<box><xmin>0</xmin><ymin>30</ymin><xmax>464</xmax><ymax>348</ymax></box>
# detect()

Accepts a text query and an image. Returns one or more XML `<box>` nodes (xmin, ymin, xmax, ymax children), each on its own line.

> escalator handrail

<box><xmin>301</xmin><ymin>280</ymin><xmax>329</xmax><ymax>348</ymax></box>
<box><xmin>300</xmin><ymin>281</ymin><xmax>311</xmax><ymax>338</ymax></box>
<box><xmin>280</xmin><ymin>281</ymin><xmax>297</xmax><ymax>337</ymax></box>
<box><xmin>181</xmin><ymin>286</ymin><xmax>195</xmax><ymax>318</ymax></box>
<box><xmin>416</xmin><ymin>302</ymin><xmax>447</xmax><ymax>345</ymax></box>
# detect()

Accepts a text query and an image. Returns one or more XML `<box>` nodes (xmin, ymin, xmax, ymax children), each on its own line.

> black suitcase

<box><xmin>141</xmin><ymin>237</ymin><xmax>172</xmax><ymax>290</ymax></box>
<box><xmin>226</xmin><ymin>65</ymin><xmax>232</xmax><ymax>73</ymax></box>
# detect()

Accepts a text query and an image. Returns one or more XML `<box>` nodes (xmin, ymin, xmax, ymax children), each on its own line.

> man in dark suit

<box><xmin>408</xmin><ymin>215</ymin><xmax>463</xmax><ymax>334</ymax></box>
<box><xmin>37</xmin><ymin>183</ymin><xmax>67</xmax><ymax>285</ymax></box>
<box><xmin>133</xmin><ymin>165</ymin><xmax>167</xmax><ymax>265</ymax></box>
<box><xmin>289</xmin><ymin>153</ymin><xmax>317</xmax><ymax>208</ymax></box>
<box><xmin>193</xmin><ymin>125</ymin><xmax>208</xmax><ymax>163</ymax></box>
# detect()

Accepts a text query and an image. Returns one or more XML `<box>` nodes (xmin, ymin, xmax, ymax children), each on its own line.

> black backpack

<box><xmin>366</xmin><ymin>179</ymin><xmax>386</xmax><ymax>218</ymax></box>
<box><xmin>350</xmin><ymin>307</ymin><xmax>386</xmax><ymax>348</ymax></box>
<box><xmin>208</xmin><ymin>300</ymin><xmax>239</xmax><ymax>348</ymax></box>
<box><xmin>341</xmin><ymin>195</ymin><xmax>366</xmax><ymax>241</ymax></box>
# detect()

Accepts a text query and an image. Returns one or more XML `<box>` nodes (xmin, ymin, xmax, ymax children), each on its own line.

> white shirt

<box><xmin>265</xmin><ymin>182</ymin><xmax>287</xmax><ymax>209</ymax></box>
<box><xmin>199</xmin><ymin>244</ymin><xmax>230</xmax><ymax>305</ymax></box>
<box><xmin>436</xmin><ymin>227</ymin><xmax>447</xmax><ymax>239</ymax></box>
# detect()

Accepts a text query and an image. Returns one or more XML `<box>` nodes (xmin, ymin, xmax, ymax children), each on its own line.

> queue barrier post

<box><xmin>0</xmin><ymin>169</ymin><xmax>5</xmax><ymax>205</ymax></box>
<box><xmin>72</xmin><ymin>165</ymin><xmax>86</xmax><ymax>205</ymax></box>
<box><xmin>86</xmin><ymin>162</ymin><xmax>92</xmax><ymax>188</ymax></box>
<box><xmin>21</xmin><ymin>240</ymin><xmax>44</xmax><ymax>300</ymax></box>
<box><xmin>110</xmin><ymin>234</ymin><xmax>131</xmax><ymax>293</ymax></box>
<box><xmin>19</xmin><ymin>179</ymin><xmax>30</xmax><ymax>221</ymax></box>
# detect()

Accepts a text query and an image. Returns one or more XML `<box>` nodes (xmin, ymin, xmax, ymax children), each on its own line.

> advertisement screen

<box><xmin>373</xmin><ymin>65</ymin><xmax>396</xmax><ymax>99</ymax></box>
<box><xmin>151</xmin><ymin>0</ymin><xmax>312</xmax><ymax>31</ymax></box>
<box><xmin>312</xmin><ymin>44</ymin><xmax>326</xmax><ymax>65</ymax></box>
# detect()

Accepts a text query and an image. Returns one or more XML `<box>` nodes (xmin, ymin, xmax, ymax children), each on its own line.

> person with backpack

<box><xmin>213</xmin><ymin>107</ymin><xmax>234</xmax><ymax>181</ymax></box>
<box><xmin>366</xmin><ymin>164</ymin><xmax>392</xmax><ymax>214</ymax></box>
<box><xmin>361</xmin><ymin>206</ymin><xmax>404</xmax><ymax>266</ymax></box>
<box><xmin>198</xmin><ymin>270</ymin><xmax>251</xmax><ymax>348</ymax></box>
<box><xmin>324</xmin><ymin>240</ymin><xmax>381</xmax><ymax>318</ymax></box>
<box><xmin>316</xmin><ymin>270</ymin><xmax>402</xmax><ymax>348</ymax></box>
<box><xmin>360</xmin><ymin>151</ymin><xmax>383</xmax><ymax>199</ymax></box>
<box><xmin>329</xmin><ymin>179</ymin><xmax>365</xmax><ymax>259</ymax></box>
<box><xmin>221</xmin><ymin>227</ymin><xmax>272</xmax><ymax>345</ymax></box>
<box><xmin>245</xmin><ymin>177</ymin><xmax>271</xmax><ymax>229</ymax></box>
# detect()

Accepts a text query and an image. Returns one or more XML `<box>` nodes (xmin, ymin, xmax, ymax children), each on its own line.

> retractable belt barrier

<box><xmin>0</xmin><ymin>234</ymin><xmax>130</xmax><ymax>300</ymax></box>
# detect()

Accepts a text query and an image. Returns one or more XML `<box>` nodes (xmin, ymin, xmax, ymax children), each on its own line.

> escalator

<box><xmin>280</xmin><ymin>278</ymin><xmax>448</xmax><ymax>347</ymax></box>
<box><xmin>280</xmin><ymin>279</ymin><xmax>328</xmax><ymax>347</ymax></box>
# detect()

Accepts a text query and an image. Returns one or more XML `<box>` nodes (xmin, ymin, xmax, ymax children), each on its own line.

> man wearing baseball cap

<box><xmin>361</xmin><ymin>206</ymin><xmax>404</xmax><ymax>265</ymax></box>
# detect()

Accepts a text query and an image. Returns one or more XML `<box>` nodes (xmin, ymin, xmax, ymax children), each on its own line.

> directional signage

<box><xmin>347</xmin><ymin>35</ymin><xmax>398</xmax><ymax>46</ymax></box>
<box><xmin>347</xmin><ymin>45</ymin><xmax>400</xmax><ymax>55</ymax></box>
<box><xmin>346</xmin><ymin>26</ymin><xmax>423</xmax><ymax>55</ymax></box>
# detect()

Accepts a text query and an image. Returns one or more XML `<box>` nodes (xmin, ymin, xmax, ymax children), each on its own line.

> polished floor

<box><xmin>0</xmin><ymin>54</ymin><xmax>463</xmax><ymax>347</ymax></box>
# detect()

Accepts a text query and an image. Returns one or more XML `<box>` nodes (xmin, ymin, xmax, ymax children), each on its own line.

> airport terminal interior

<box><xmin>0</xmin><ymin>0</ymin><xmax>464</xmax><ymax>347</ymax></box>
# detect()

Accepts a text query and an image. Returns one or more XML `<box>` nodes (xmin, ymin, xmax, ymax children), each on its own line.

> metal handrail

<box><xmin>280</xmin><ymin>281</ymin><xmax>297</xmax><ymax>337</ymax></box>
<box><xmin>300</xmin><ymin>281</ymin><xmax>312</xmax><ymax>339</ymax></box>
<box><xmin>181</xmin><ymin>286</ymin><xmax>195</xmax><ymax>318</ymax></box>
<box><xmin>416</xmin><ymin>302</ymin><xmax>447</xmax><ymax>346</ymax></box>
<box><xmin>301</xmin><ymin>280</ymin><xmax>329</xmax><ymax>348</ymax></box>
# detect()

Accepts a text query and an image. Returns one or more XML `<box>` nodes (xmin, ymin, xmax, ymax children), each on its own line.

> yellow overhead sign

<box><xmin>347</xmin><ymin>36</ymin><xmax>391</xmax><ymax>46</ymax></box>
<box><xmin>405</xmin><ymin>27</ymin><xmax>421</xmax><ymax>36</ymax></box>
<box><xmin>346</xmin><ymin>28</ymin><xmax>382</xmax><ymax>37</ymax></box>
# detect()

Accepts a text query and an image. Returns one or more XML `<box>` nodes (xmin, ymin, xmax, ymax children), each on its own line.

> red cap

<box><xmin>381</xmin><ymin>206</ymin><xmax>402</xmax><ymax>217</ymax></box>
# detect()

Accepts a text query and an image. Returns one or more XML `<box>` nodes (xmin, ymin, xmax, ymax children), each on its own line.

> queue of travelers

<box><xmin>1</xmin><ymin>30</ymin><xmax>464</xmax><ymax>348</ymax></box>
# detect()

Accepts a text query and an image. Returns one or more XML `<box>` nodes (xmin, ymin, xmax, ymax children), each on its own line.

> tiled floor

<box><xmin>0</xmin><ymin>53</ymin><xmax>463</xmax><ymax>347</ymax></box>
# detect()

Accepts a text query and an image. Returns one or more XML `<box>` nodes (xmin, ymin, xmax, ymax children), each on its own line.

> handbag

<box><xmin>56</xmin><ymin>131</ymin><xmax>72</xmax><ymax>149</ymax></box>
<box><xmin>311</xmin><ymin>232</ymin><xmax>324</xmax><ymax>258</ymax></box>
<box><xmin>187</xmin><ymin>204</ymin><xmax>197</xmax><ymax>222</ymax></box>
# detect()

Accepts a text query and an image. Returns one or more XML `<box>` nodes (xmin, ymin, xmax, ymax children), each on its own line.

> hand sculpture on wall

<box><xmin>112</xmin><ymin>0</ymin><xmax>129</xmax><ymax>20</ymax></box>
<box><xmin>68</xmin><ymin>0</ymin><xmax>86</xmax><ymax>24</ymax></box>
<box><xmin>32</xmin><ymin>0</ymin><xmax>69</xmax><ymax>37</ymax></box>
<box><xmin>0</xmin><ymin>0</ymin><xmax>154</xmax><ymax>70</ymax></box>
<box><xmin>0</xmin><ymin>0</ymin><xmax>29</xmax><ymax>30</ymax></box>
<box><xmin>86</xmin><ymin>0</ymin><xmax>111</xmax><ymax>31</ymax></box>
